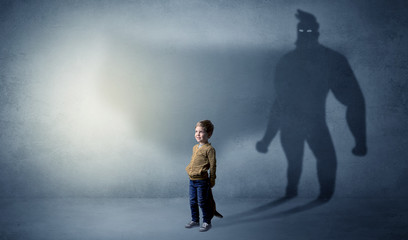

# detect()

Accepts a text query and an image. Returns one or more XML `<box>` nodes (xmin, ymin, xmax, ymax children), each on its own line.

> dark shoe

<box><xmin>199</xmin><ymin>222</ymin><xmax>212</xmax><ymax>232</ymax></box>
<box><xmin>214</xmin><ymin>210</ymin><xmax>223</xmax><ymax>218</ymax></box>
<box><xmin>185</xmin><ymin>221</ymin><xmax>199</xmax><ymax>228</ymax></box>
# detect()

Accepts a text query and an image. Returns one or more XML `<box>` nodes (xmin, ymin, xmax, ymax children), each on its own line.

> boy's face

<box><xmin>195</xmin><ymin>126</ymin><xmax>210</xmax><ymax>144</ymax></box>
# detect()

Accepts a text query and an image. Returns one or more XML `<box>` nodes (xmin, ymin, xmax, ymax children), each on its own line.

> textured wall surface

<box><xmin>0</xmin><ymin>0</ymin><xmax>407</xmax><ymax>198</ymax></box>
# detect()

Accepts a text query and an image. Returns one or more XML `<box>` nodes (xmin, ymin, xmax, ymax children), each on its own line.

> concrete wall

<box><xmin>0</xmin><ymin>0</ymin><xmax>407</xmax><ymax>198</ymax></box>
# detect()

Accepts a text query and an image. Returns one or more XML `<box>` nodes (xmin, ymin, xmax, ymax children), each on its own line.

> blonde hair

<box><xmin>196</xmin><ymin>120</ymin><xmax>214</xmax><ymax>137</ymax></box>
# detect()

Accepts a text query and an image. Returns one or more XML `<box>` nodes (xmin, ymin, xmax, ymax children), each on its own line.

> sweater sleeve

<box><xmin>208</xmin><ymin>147</ymin><xmax>217</xmax><ymax>187</ymax></box>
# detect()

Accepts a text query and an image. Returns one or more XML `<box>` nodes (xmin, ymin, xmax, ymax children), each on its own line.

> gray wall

<box><xmin>0</xmin><ymin>0</ymin><xmax>407</xmax><ymax>198</ymax></box>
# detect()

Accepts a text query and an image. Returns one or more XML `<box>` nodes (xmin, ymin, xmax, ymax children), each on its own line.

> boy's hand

<box><xmin>210</xmin><ymin>180</ymin><xmax>215</xmax><ymax>188</ymax></box>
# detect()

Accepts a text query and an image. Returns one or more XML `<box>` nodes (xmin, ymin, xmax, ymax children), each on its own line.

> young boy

<box><xmin>185</xmin><ymin>120</ymin><xmax>220</xmax><ymax>232</ymax></box>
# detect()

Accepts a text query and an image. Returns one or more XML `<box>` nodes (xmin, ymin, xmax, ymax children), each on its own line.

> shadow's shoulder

<box><xmin>275</xmin><ymin>49</ymin><xmax>298</xmax><ymax>66</ymax></box>
<box><xmin>280</xmin><ymin>49</ymin><xmax>297</xmax><ymax>59</ymax></box>
<box><xmin>319</xmin><ymin>44</ymin><xmax>349</xmax><ymax>63</ymax></box>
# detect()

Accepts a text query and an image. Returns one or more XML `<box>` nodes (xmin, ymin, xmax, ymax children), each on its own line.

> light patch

<box><xmin>25</xmin><ymin>27</ymin><xmax>139</xmax><ymax>166</ymax></box>
<box><xmin>51</xmin><ymin>42</ymin><xmax>131</xmax><ymax>149</ymax></box>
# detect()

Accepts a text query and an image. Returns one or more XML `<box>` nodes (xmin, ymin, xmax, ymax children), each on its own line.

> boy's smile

<box><xmin>195</xmin><ymin>126</ymin><xmax>209</xmax><ymax>144</ymax></box>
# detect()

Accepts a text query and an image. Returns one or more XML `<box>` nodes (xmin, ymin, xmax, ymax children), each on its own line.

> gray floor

<box><xmin>0</xmin><ymin>197</ymin><xmax>407</xmax><ymax>240</ymax></box>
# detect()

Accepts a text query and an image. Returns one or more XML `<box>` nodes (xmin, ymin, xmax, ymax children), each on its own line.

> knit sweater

<box><xmin>185</xmin><ymin>143</ymin><xmax>217</xmax><ymax>185</ymax></box>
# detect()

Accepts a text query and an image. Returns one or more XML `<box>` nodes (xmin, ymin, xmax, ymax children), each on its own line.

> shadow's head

<box><xmin>295</xmin><ymin>10</ymin><xmax>320</xmax><ymax>48</ymax></box>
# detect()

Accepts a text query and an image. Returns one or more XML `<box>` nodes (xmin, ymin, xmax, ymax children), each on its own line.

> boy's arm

<box><xmin>208</xmin><ymin>148</ymin><xmax>216</xmax><ymax>188</ymax></box>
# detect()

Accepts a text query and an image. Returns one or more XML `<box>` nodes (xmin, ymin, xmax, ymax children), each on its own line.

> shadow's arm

<box><xmin>256</xmin><ymin>99</ymin><xmax>281</xmax><ymax>153</ymax></box>
<box><xmin>330</xmin><ymin>56</ymin><xmax>367</xmax><ymax>156</ymax></box>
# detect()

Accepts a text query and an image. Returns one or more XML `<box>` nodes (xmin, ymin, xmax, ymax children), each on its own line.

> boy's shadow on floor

<box><xmin>218</xmin><ymin>197</ymin><xmax>329</xmax><ymax>227</ymax></box>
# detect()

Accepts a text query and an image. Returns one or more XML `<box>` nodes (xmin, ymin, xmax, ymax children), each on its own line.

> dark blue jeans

<box><xmin>189</xmin><ymin>179</ymin><xmax>212</xmax><ymax>224</ymax></box>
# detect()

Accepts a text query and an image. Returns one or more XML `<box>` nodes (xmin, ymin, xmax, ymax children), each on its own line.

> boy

<box><xmin>185</xmin><ymin>120</ymin><xmax>221</xmax><ymax>232</ymax></box>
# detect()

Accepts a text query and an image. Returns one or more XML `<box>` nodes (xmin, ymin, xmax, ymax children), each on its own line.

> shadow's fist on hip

<box><xmin>256</xmin><ymin>141</ymin><xmax>268</xmax><ymax>154</ymax></box>
<box><xmin>352</xmin><ymin>144</ymin><xmax>367</xmax><ymax>156</ymax></box>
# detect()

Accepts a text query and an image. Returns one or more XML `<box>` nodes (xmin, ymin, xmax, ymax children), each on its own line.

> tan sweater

<box><xmin>185</xmin><ymin>143</ymin><xmax>217</xmax><ymax>186</ymax></box>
